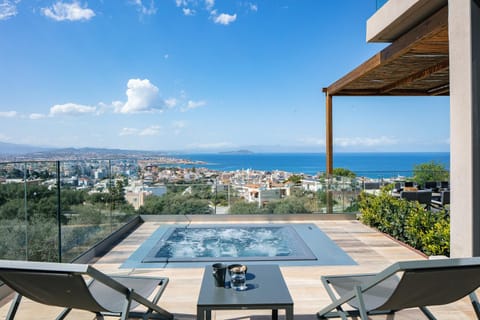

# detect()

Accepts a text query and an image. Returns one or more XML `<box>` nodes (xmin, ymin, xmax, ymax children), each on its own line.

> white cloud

<box><xmin>205</xmin><ymin>0</ymin><xmax>214</xmax><ymax>10</ymax></box>
<box><xmin>118</xmin><ymin>78</ymin><xmax>161</xmax><ymax>113</ymax></box>
<box><xmin>248</xmin><ymin>2</ymin><xmax>257</xmax><ymax>11</ymax></box>
<box><xmin>132</xmin><ymin>0</ymin><xmax>157</xmax><ymax>15</ymax></box>
<box><xmin>183</xmin><ymin>100</ymin><xmax>206</xmax><ymax>111</ymax></box>
<box><xmin>213</xmin><ymin>12</ymin><xmax>236</xmax><ymax>25</ymax></box>
<box><xmin>0</xmin><ymin>133</ymin><xmax>11</xmax><ymax>141</ymax></box>
<box><xmin>95</xmin><ymin>101</ymin><xmax>113</xmax><ymax>115</ymax></box>
<box><xmin>165</xmin><ymin>98</ymin><xmax>178</xmax><ymax>109</ymax></box>
<box><xmin>334</xmin><ymin>136</ymin><xmax>397</xmax><ymax>147</ymax></box>
<box><xmin>175</xmin><ymin>0</ymin><xmax>188</xmax><ymax>7</ymax></box>
<box><xmin>42</xmin><ymin>1</ymin><xmax>95</xmax><ymax>21</ymax></box>
<box><xmin>182</xmin><ymin>7</ymin><xmax>195</xmax><ymax>15</ymax></box>
<box><xmin>139</xmin><ymin>125</ymin><xmax>161</xmax><ymax>136</ymax></box>
<box><xmin>298</xmin><ymin>137</ymin><xmax>325</xmax><ymax>146</ymax></box>
<box><xmin>119</xmin><ymin>125</ymin><xmax>161</xmax><ymax>136</ymax></box>
<box><xmin>175</xmin><ymin>0</ymin><xmax>240</xmax><ymax>26</ymax></box>
<box><xmin>119</xmin><ymin>128</ymin><xmax>138</xmax><ymax>136</ymax></box>
<box><xmin>0</xmin><ymin>110</ymin><xmax>17</xmax><ymax>118</ymax></box>
<box><xmin>29</xmin><ymin>113</ymin><xmax>46</xmax><ymax>120</ymax></box>
<box><xmin>0</xmin><ymin>0</ymin><xmax>19</xmax><ymax>20</ymax></box>
<box><xmin>110</xmin><ymin>101</ymin><xmax>124</xmax><ymax>113</ymax></box>
<box><xmin>49</xmin><ymin>103</ymin><xmax>96</xmax><ymax>116</ymax></box>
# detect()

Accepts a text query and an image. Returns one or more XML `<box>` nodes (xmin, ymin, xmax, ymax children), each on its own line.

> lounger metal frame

<box><xmin>317</xmin><ymin>258</ymin><xmax>480</xmax><ymax>320</ymax></box>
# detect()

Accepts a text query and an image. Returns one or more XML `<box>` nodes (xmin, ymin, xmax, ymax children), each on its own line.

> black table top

<box><xmin>197</xmin><ymin>264</ymin><xmax>293</xmax><ymax>308</ymax></box>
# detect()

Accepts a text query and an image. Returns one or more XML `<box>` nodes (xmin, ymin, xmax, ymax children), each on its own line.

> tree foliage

<box><xmin>138</xmin><ymin>192</ymin><xmax>212</xmax><ymax>215</ymax></box>
<box><xmin>285</xmin><ymin>175</ymin><xmax>303</xmax><ymax>184</ymax></box>
<box><xmin>228</xmin><ymin>201</ymin><xmax>261</xmax><ymax>214</ymax></box>
<box><xmin>332</xmin><ymin>168</ymin><xmax>356</xmax><ymax>178</ymax></box>
<box><xmin>413</xmin><ymin>161</ymin><xmax>449</xmax><ymax>186</ymax></box>
<box><xmin>229</xmin><ymin>195</ymin><xmax>313</xmax><ymax>215</ymax></box>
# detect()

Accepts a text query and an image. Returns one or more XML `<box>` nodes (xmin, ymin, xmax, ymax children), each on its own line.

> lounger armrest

<box><xmin>87</xmin><ymin>267</ymin><xmax>131</xmax><ymax>296</ymax></box>
<box><xmin>322</xmin><ymin>273</ymin><xmax>378</xmax><ymax>282</ymax></box>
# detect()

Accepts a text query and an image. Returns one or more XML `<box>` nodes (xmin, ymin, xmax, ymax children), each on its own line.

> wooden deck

<box><xmin>0</xmin><ymin>218</ymin><xmax>477</xmax><ymax>319</ymax></box>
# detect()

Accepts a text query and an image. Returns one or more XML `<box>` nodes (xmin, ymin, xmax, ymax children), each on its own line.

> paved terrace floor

<box><xmin>0</xmin><ymin>217</ymin><xmax>477</xmax><ymax>319</ymax></box>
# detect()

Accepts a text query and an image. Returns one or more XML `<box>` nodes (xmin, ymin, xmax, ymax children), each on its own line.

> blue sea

<box><xmin>177</xmin><ymin>152</ymin><xmax>450</xmax><ymax>178</ymax></box>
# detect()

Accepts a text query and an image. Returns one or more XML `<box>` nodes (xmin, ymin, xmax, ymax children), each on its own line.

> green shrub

<box><xmin>228</xmin><ymin>201</ymin><xmax>263</xmax><ymax>214</ymax></box>
<box><xmin>359</xmin><ymin>186</ymin><xmax>449</xmax><ymax>256</ymax></box>
<box><xmin>405</xmin><ymin>209</ymin><xmax>450</xmax><ymax>256</ymax></box>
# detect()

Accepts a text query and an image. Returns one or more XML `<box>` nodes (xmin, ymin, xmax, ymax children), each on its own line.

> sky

<box><xmin>0</xmin><ymin>0</ymin><xmax>450</xmax><ymax>153</ymax></box>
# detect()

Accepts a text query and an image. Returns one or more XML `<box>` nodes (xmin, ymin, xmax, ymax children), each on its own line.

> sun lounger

<box><xmin>432</xmin><ymin>190</ymin><xmax>450</xmax><ymax>208</ymax></box>
<box><xmin>317</xmin><ymin>258</ymin><xmax>480</xmax><ymax>319</ymax></box>
<box><xmin>0</xmin><ymin>260</ymin><xmax>173</xmax><ymax>320</ymax></box>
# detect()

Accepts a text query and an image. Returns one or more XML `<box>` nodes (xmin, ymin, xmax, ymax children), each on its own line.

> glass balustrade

<box><xmin>0</xmin><ymin>159</ymin><xmax>449</xmax><ymax>263</ymax></box>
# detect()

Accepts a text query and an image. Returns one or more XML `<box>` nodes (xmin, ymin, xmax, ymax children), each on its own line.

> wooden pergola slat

<box><xmin>325</xmin><ymin>5</ymin><xmax>448</xmax><ymax>97</ymax></box>
<box><xmin>379</xmin><ymin>59</ymin><xmax>449</xmax><ymax>94</ymax></box>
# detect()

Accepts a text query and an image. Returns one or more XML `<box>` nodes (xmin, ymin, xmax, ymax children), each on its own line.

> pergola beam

<box><xmin>330</xmin><ymin>89</ymin><xmax>448</xmax><ymax>96</ymax></box>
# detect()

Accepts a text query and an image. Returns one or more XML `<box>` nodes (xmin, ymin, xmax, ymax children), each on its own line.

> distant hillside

<box><xmin>46</xmin><ymin>147</ymin><xmax>167</xmax><ymax>158</ymax></box>
<box><xmin>0</xmin><ymin>141</ymin><xmax>52</xmax><ymax>155</ymax></box>
<box><xmin>0</xmin><ymin>144</ymin><xmax>170</xmax><ymax>161</ymax></box>
<box><xmin>219</xmin><ymin>150</ymin><xmax>254</xmax><ymax>155</ymax></box>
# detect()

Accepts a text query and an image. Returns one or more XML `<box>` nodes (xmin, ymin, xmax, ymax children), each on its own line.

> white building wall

<box><xmin>449</xmin><ymin>0</ymin><xmax>480</xmax><ymax>257</ymax></box>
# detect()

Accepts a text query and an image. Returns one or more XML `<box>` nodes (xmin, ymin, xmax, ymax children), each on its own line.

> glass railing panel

<box><xmin>106</xmin><ymin>159</ymin><xmax>138</xmax><ymax>231</ymax></box>
<box><xmin>0</xmin><ymin>162</ymin><xmax>28</xmax><ymax>261</ymax></box>
<box><xmin>25</xmin><ymin>161</ymin><xmax>60</xmax><ymax>262</ymax></box>
<box><xmin>0</xmin><ymin>161</ymin><xmax>60</xmax><ymax>262</ymax></box>
<box><xmin>59</xmin><ymin>159</ymin><xmax>138</xmax><ymax>262</ymax></box>
<box><xmin>60</xmin><ymin>159</ymin><xmax>107</xmax><ymax>262</ymax></box>
<box><xmin>136</xmin><ymin>180</ymin><xmax>365</xmax><ymax>215</ymax></box>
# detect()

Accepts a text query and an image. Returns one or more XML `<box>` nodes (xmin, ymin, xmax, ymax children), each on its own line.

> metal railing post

<box><xmin>109</xmin><ymin>160</ymin><xmax>113</xmax><ymax>233</ymax></box>
<box><xmin>56</xmin><ymin>161</ymin><xmax>62</xmax><ymax>262</ymax></box>
<box><xmin>23</xmin><ymin>163</ymin><xmax>28</xmax><ymax>260</ymax></box>
<box><xmin>326</xmin><ymin>175</ymin><xmax>333</xmax><ymax>214</ymax></box>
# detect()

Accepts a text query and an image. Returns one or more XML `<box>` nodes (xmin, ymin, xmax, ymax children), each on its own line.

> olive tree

<box><xmin>413</xmin><ymin>161</ymin><xmax>449</xmax><ymax>186</ymax></box>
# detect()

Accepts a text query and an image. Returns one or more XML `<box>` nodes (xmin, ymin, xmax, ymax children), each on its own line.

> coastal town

<box><xmin>0</xmin><ymin>150</ymin><xmax>370</xmax><ymax>213</ymax></box>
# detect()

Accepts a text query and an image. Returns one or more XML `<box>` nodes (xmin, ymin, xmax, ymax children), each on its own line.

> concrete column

<box><xmin>449</xmin><ymin>0</ymin><xmax>480</xmax><ymax>257</ymax></box>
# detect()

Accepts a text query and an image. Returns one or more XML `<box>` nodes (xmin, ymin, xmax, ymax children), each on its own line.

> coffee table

<box><xmin>197</xmin><ymin>264</ymin><xmax>294</xmax><ymax>320</ymax></box>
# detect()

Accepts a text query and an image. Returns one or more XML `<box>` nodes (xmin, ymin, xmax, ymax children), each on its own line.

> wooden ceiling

<box><xmin>323</xmin><ymin>5</ymin><xmax>449</xmax><ymax>96</ymax></box>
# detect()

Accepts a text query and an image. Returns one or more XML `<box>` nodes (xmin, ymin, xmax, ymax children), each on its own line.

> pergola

<box><xmin>323</xmin><ymin>0</ymin><xmax>480</xmax><ymax>258</ymax></box>
<box><xmin>322</xmin><ymin>5</ymin><xmax>448</xmax><ymax>174</ymax></box>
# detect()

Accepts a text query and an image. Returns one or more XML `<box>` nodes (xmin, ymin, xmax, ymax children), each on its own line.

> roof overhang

<box><xmin>367</xmin><ymin>0</ymin><xmax>447</xmax><ymax>43</ymax></box>
<box><xmin>323</xmin><ymin>5</ymin><xmax>448</xmax><ymax>97</ymax></box>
